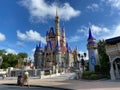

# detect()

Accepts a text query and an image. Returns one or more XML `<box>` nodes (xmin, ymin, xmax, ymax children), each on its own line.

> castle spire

<box><xmin>88</xmin><ymin>27</ymin><xmax>95</xmax><ymax>40</ymax></box>
<box><xmin>87</xmin><ymin>27</ymin><xmax>97</xmax><ymax>45</ymax></box>
<box><xmin>55</xmin><ymin>2</ymin><xmax>60</xmax><ymax>36</ymax></box>
<box><xmin>39</xmin><ymin>41</ymin><xmax>42</xmax><ymax>48</ymax></box>
<box><xmin>62</xmin><ymin>26</ymin><xmax>65</xmax><ymax>38</ymax></box>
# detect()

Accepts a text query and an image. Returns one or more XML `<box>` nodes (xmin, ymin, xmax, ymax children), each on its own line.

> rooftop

<box><xmin>105</xmin><ymin>36</ymin><xmax>120</xmax><ymax>44</ymax></box>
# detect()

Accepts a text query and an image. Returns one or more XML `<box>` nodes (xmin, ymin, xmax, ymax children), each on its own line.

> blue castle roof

<box><xmin>38</xmin><ymin>41</ymin><xmax>42</xmax><ymax>48</ymax></box>
<box><xmin>35</xmin><ymin>42</ymin><xmax>43</xmax><ymax>53</ymax></box>
<box><xmin>49</xmin><ymin>27</ymin><xmax>55</xmax><ymax>35</ymax></box>
<box><xmin>106</xmin><ymin>36</ymin><xmax>120</xmax><ymax>44</ymax></box>
<box><xmin>66</xmin><ymin>42</ymin><xmax>69</xmax><ymax>49</ymax></box>
<box><xmin>66</xmin><ymin>42</ymin><xmax>70</xmax><ymax>53</ymax></box>
<box><xmin>46</xmin><ymin>31</ymin><xmax>49</xmax><ymax>36</ymax></box>
<box><xmin>88</xmin><ymin>41</ymin><xmax>97</xmax><ymax>44</ymax></box>
<box><xmin>88</xmin><ymin>27</ymin><xmax>96</xmax><ymax>40</ymax></box>
<box><xmin>67</xmin><ymin>47</ymin><xmax>71</xmax><ymax>53</ymax></box>
<box><xmin>87</xmin><ymin>27</ymin><xmax>97</xmax><ymax>45</ymax></box>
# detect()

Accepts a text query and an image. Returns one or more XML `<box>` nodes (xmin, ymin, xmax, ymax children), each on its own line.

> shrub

<box><xmin>89</xmin><ymin>74</ymin><xmax>98</xmax><ymax>80</ymax></box>
<box><xmin>95</xmin><ymin>65</ymin><xmax>100</xmax><ymax>73</ymax></box>
<box><xmin>82</xmin><ymin>71</ymin><xmax>104</xmax><ymax>80</ymax></box>
<box><xmin>82</xmin><ymin>71</ymin><xmax>93</xmax><ymax>79</ymax></box>
<box><xmin>82</xmin><ymin>71</ymin><xmax>93</xmax><ymax>76</ymax></box>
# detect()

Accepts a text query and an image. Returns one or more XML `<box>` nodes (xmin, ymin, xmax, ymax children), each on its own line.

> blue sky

<box><xmin>0</xmin><ymin>0</ymin><xmax>120</xmax><ymax>60</ymax></box>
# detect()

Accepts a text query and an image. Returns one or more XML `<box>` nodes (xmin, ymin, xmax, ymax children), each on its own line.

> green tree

<box><xmin>98</xmin><ymin>40</ymin><xmax>110</xmax><ymax>76</ymax></box>
<box><xmin>1</xmin><ymin>51</ymin><xmax>28</xmax><ymax>69</ymax></box>
<box><xmin>17</xmin><ymin>52</ymin><xmax>28</xmax><ymax>67</ymax></box>
<box><xmin>17</xmin><ymin>52</ymin><xmax>28</xmax><ymax>59</ymax></box>
<box><xmin>2</xmin><ymin>53</ymin><xmax>18</xmax><ymax>69</ymax></box>
<box><xmin>0</xmin><ymin>49</ymin><xmax>6</xmax><ymax>56</ymax></box>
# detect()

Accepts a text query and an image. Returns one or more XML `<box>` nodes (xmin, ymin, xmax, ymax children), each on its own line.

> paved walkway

<box><xmin>0</xmin><ymin>73</ymin><xmax>120</xmax><ymax>90</ymax></box>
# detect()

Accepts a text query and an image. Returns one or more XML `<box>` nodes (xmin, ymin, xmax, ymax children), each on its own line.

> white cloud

<box><xmin>17</xmin><ymin>30</ymin><xmax>46</xmax><ymax>44</ymax></box>
<box><xmin>106</xmin><ymin>0</ymin><xmax>120</xmax><ymax>10</ymax></box>
<box><xmin>113</xmin><ymin>25</ymin><xmax>120</xmax><ymax>36</ymax></box>
<box><xmin>77</xmin><ymin>26</ymin><xmax>88</xmax><ymax>36</ymax></box>
<box><xmin>77</xmin><ymin>24</ymin><xmax>113</xmax><ymax>41</ymax></box>
<box><xmin>0</xmin><ymin>33</ymin><xmax>6</xmax><ymax>41</ymax></box>
<box><xmin>91</xmin><ymin>25</ymin><xmax>110</xmax><ymax>35</ymax></box>
<box><xmin>67</xmin><ymin>35</ymin><xmax>80</xmax><ymax>43</ymax></box>
<box><xmin>32</xmin><ymin>48</ymin><xmax>35</xmax><ymax>52</ymax></box>
<box><xmin>77</xmin><ymin>24</ymin><xmax>110</xmax><ymax>37</ymax></box>
<box><xmin>89</xmin><ymin>24</ymin><xmax>120</xmax><ymax>40</ymax></box>
<box><xmin>20</xmin><ymin>0</ymin><xmax>80</xmax><ymax>22</ymax></box>
<box><xmin>71</xmin><ymin>23</ymin><xmax>120</xmax><ymax>44</ymax></box>
<box><xmin>6</xmin><ymin>48</ymin><xmax>17</xmax><ymax>55</ymax></box>
<box><xmin>87</xmin><ymin>3</ymin><xmax>100</xmax><ymax>12</ymax></box>
<box><xmin>17</xmin><ymin>41</ymin><xmax>24</xmax><ymax>46</ymax></box>
<box><xmin>104</xmin><ymin>24</ymin><xmax>120</xmax><ymax>39</ymax></box>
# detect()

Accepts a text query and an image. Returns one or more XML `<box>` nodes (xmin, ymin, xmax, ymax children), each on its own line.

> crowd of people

<box><xmin>17</xmin><ymin>71</ymin><xmax>29</xmax><ymax>87</ymax></box>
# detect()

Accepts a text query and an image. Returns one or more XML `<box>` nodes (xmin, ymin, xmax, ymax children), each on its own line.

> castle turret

<box><xmin>34</xmin><ymin>41</ymin><xmax>44</xmax><ymax>69</ymax></box>
<box><xmin>46</xmin><ymin>31</ymin><xmax>49</xmax><ymax>42</ymax></box>
<box><xmin>65</xmin><ymin>43</ymin><xmax>73</xmax><ymax>67</ymax></box>
<box><xmin>87</xmin><ymin>27</ymin><xmax>99</xmax><ymax>72</ymax></box>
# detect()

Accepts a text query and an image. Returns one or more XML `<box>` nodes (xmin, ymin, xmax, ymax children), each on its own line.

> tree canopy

<box><xmin>0</xmin><ymin>50</ymin><xmax>28</xmax><ymax>69</ymax></box>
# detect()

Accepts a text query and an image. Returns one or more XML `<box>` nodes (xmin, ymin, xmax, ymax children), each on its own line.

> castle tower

<box><xmin>65</xmin><ymin>43</ymin><xmax>73</xmax><ymax>67</ymax></box>
<box><xmin>34</xmin><ymin>41</ymin><xmax>44</xmax><ymax>69</ymax></box>
<box><xmin>62</xmin><ymin>26</ymin><xmax>66</xmax><ymax>47</ymax></box>
<box><xmin>54</xmin><ymin>6</ymin><xmax>62</xmax><ymax>68</ymax></box>
<box><xmin>87</xmin><ymin>28</ymin><xmax>99</xmax><ymax>72</ymax></box>
<box><xmin>55</xmin><ymin>8</ymin><xmax>60</xmax><ymax>36</ymax></box>
<box><xmin>55</xmin><ymin>40</ymin><xmax>61</xmax><ymax>68</ymax></box>
<box><xmin>55</xmin><ymin>7</ymin><xmax>61</xmax><ymax>49</ymax></box>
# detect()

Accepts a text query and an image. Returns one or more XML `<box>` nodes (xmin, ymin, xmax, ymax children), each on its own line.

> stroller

<box><xmin>17</xmin><ymin>73</ymin><xmax>22</xmax><ymax>86</ymax></box>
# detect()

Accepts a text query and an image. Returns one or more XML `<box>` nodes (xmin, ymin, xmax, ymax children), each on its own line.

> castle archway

<box><xmin>105</xmin><ymin>36</ymin><xmax>120</xmax><ymax>80</ymax></box>
<box><xmin>110</xmin><ymin>56</ymin><xmax>120</xmax><ymax>80</ymax></box>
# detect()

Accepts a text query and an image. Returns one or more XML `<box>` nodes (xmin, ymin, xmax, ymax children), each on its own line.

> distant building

<box><xmin>106</xmin><ymin>36</ymin><xmax>120</xmax><ymax>80</ymax></box>
<box><xmin>16</xmin><ymin>58</ymin><xmax>34</xmax><ymax>69</ymax></box>
<box><xmin>87</xmin><ymin>28</ymin><xmax>99</xmax><ymax>72</ymax></box>
<box><xmin>34</xmin><ymin>9</ymin><xmax>78</xmax><ymax>69</ymax></box>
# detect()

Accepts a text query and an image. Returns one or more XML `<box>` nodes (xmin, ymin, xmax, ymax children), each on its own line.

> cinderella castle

<box><xmin>34</xmin><ymin>9</ymin><xmax>79</xmax><ymax>69</ymax></box>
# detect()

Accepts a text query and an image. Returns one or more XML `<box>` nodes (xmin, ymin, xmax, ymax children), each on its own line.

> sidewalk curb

<box><xmin>2</xmin><ymin>84</ymin><xmax>73</xmax><ymax>90</ymax></box>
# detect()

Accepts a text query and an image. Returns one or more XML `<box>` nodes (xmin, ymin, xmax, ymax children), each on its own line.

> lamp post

<box><xmin>81</xmin><ymin>56</ymin><xmax>84</xmax><ymax>73</ymax></box>
<box><xmin>77</xmin><ymin>54</ymin><xmax>81</xmax><ymax>70</ymax></box>
<box><xmin>81</xmin><ymin>53</ymin><xmax>86</xmax><ymax>73</ymax></box>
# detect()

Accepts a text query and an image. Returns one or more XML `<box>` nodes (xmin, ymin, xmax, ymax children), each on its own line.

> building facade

<box><xmin>34</xmin><ymin>9</ymin><xmax>78</xmax><ymax>69</ymax></box>
<box><xmin>106</xmin><ymin>36</ymin><xmax>120</xmax><ymax>80</ymax></box>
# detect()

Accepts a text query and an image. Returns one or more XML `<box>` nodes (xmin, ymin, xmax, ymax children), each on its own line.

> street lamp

<box><xmin>81</xmin><ymin>56</ymin><xmax>85</xmax><ymax>72</ymax></box>
<box><xmin>77</xmin><ymin>54</ymin><xmax>81</xmax><ymax>70</ymax></box>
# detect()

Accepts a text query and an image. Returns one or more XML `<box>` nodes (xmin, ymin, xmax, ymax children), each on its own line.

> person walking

<box><xmin>22</xmin><ymin>71</ymin><xmax>29</xmax><ymax>87</ymax></box>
